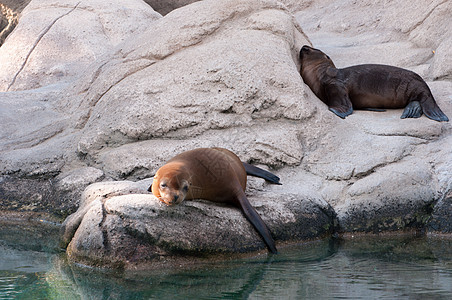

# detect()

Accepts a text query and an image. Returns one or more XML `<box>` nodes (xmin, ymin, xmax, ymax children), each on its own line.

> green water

<box><xmin>1</xmin><ymin>223</ymin><xmax>451</xmax><ymax>299</ymax></box>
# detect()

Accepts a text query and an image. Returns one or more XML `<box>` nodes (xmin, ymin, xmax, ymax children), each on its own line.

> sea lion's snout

<box><xmin>158</xmin><ymin>189</ymin><xmax>186</xmax><ymax>206</ymax></box>
<box><xmin>150</xmin><ymin>164</ymin><xmax>191</xmax><ymax>205</ymax></box>
<box><xmin>156</xmin><ymin>177</ymin><xmax>189</xmax><ymax>206</ymax></box>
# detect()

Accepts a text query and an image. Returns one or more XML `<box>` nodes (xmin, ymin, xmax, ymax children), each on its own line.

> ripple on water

<box><xmin>0</xmin><ymin>274</ymin><xmax>22</xmax><ymax>299</ymax></box>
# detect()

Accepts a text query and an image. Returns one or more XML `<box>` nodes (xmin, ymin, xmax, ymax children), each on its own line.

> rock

<box><xmin>429</xmin><ymin>37</ymin><xmax>452</xmax><ymax>80</ymax></box>
<box><xmin>0</xmin><ymin>86</ymin><xmax>72</xmax><ymax>173</ymax></box>
<box><xmin>61</xmin><ymin>180</ymin><xmax>151</xmax><ymax>247</ymax></box>
<box><xmin>63</xmin><ymin>178</ymin><xmax>335</xmax><ymax>268</ymax></box>
<box><xmin>335</xmin><ymin>159</ymin><xmax>436</xmax><ymax>232</ymax></box>
<box><xmin>294</xmin><ymin>0</ymin><xmax>452</xmax><ymax>80</ymax></box>
<box><xmin>56</xmin><ymin>167</ymin><xmax>104</xmax><ymax>192</ymax></box>
<box><xmin>0</xmin><ymin>0</ymin><xmax>30</xmax><ymax>12</ymax></box>
<box><xmin>428</xmin><ymin>192</ymin><xmax>452</xmax><ymax>234</ymax></box>
<box><xmin>0</xmin><ymin>0</ymin><xmax>161</xmax><ymax>214</ymax></box>
<box><xmin>70</xmin><ymin>0</ymin><xmax>311</xmax><ymax>163</ymax></box>
<box><xmin>293</xmin><ymin>0</ymin><xmax>452</xmax><ymax>235</ymax></box>
<box><xmin>0</xmin><ymin>0</ymin><xmax>161</xmax><ymax>91</ymax></box>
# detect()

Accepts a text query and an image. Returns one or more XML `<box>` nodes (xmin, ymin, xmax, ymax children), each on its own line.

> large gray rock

<box><xmin>293</xmin><ymin>0</ymin><xmax>452</xmax><ymax>235</ymax></box>
<box><xmin>0</xmin><ymin>0</ymin><xmax>160</xmax><ymax>215</ymax></box>
<box><xmin>62</xmin><ymin>178</ymin><xmax>335</xmax><ymax>268</ymax></box>
<box><xmin>0</xmin><ymin>0</ymin><xmax>161</xmax><ymax>91</ymax></box>
<box><xmin>69</xmin><ymin>0</ymin><xmax>311</xmax><ymax>161</ymax></box>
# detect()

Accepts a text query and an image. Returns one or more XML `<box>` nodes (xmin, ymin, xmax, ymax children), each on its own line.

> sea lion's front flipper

<box><xmin>243</xmin><ymin>163</ymin><xmax>281</xmax><ymax>185</ymax></box>
<box><xmin>324</xmin><ymin>83</ymin><xmax>353</xmax><ymax>119</ymax></box>
<box><xmin>401</xmin><ymin>101</ymin><xmax>422</xmax><ymax>119</ymax></box>
<box><xmin>236</xmin><ymin>192</ymin><xmax>277</xmax><ymax>254</ymax></box>
<box><xmin>329</xmin><ymin>105</ymin><xmax>353</xmax><ymax>119</ymax></box>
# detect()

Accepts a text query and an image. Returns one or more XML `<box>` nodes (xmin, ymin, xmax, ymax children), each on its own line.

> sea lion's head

<box><xmin>299</xmin><ymin>45</ymin><xmax>334</xmax><ymax>70</ymax></box>
<box><xmin>149</xmin><ymin>162</ymin><xmax>191</xmax><ymax>206</ymax></box>
<box><xmin>299</xmin><ymin>45</ymin><xmax>337</xmax><ymax>99</ymax></box>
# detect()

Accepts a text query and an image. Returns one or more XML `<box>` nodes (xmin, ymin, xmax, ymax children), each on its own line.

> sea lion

<box><xmin>299</xmin><ymin>45</ymin><xmax>449</xmax><ymax>122</ymax></box>
<box><xmin>148</xmin><ymin>147</ymin><xmax>280</xmax><ymax>254</ymax></box>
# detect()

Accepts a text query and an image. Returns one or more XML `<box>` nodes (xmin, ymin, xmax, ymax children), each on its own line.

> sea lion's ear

<box><xmin>300</xmin><ymin>45</ymin><xmax>311</xmax><ymax>57</ymax></box>
<box><xmin>326</xmin><ymin>67</ymin><xmax>338</xmax><ymax>77</ymax></box>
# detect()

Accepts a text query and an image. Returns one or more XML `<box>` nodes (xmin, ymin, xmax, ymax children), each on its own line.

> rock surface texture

<box><xmin>0</xmin><ymin>0</ymin><xmax>161</xmax><ymax>91</ymax></box>
<box><xmin>0</xmin><ymin>0</ymin><xmax>451</xmax><ymax>268</ymax></box>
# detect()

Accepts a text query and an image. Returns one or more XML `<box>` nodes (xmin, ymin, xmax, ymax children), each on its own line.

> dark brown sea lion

<box><xmin>148</xmin><ymin>147</ymin><xmax>280</xmax><ymax>253</ymax></box>
<box><xmin>299</xmin><ymin>45</ymin><xmax>449</xmax><ymax>122</ymax></box>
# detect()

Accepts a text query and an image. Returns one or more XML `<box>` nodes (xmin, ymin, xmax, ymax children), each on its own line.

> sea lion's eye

<box><xmin>182</xmin><ymin>185</ymin><xmax>189</xmax><ymax>192</ymax></box>
<box><xmin>160</xmin><ymin>182</ymin><xmax>167</xmax><ymax>188</ymax></box>
<box><xmin>326</xmin><ymin>55</ymin><xmax>331</xmax><ymax>60</ymax></box>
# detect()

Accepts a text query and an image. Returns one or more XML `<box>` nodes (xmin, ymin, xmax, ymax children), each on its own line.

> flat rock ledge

<box><xmin>60</xmin><ymin>161</ymin><xmax>452</xmax><ymax>269</ymax></box>
<box><xmin>61</xmin><ymin>179</ymin><xmax>336</xmax><ymax>269</ymax></box>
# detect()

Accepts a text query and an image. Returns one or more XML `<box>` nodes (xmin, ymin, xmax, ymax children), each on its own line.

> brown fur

<box><xmin>149</xmin><ymin>147</ymin><xmax>278</xmax><ymax>253</ymax></box>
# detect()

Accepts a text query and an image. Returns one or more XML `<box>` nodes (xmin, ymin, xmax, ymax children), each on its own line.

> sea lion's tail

<box><xmin>236</xmin><ymin>192</ymin><xmax>278</xmax><ymax>254</ymax></box>
<box><xmin>243</xmin><ymin>163</ymin><xmax>281</xmax><ymax>185</ymax></box>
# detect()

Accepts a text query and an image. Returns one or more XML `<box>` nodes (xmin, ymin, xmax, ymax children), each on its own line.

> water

<box><xmin>1</xmin><ymin>222</ymin><xmax>451</xmax><ymax>299</ymax></box>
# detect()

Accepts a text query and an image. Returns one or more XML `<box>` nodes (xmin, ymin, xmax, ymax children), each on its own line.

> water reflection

<box><xmin>1</xmin><ymin>222</ymin><xmax>452</xmax><ymax>299</ymax></box>
<box><xmin>48</xmin><ymin>239</ymin><xmax>337</xmax><ymax>300</ymax></box>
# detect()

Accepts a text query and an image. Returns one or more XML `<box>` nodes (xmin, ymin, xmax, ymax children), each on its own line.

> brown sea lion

<box><xmin>148</xmin><ymin>147</ymin><xmax>280</xmax><ymax>253</ymax></box>
<box><xmin>299</xmin><ymin>45</ymin><xmax>449</xmax><ymax>122</ymax></box>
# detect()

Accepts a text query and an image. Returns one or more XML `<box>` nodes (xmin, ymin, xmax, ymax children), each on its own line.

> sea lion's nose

<box><xmin>173</xmin><ymin>195</ymin><xmax>179</xmax><ymax>202</ymax></box>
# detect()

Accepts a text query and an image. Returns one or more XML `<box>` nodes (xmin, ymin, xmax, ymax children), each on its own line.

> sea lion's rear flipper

<box><xmin>420</xmin><ymin>98</ymin><xmax>449</xmax><ymax>122</ymax></box>
<box><xmin>401</xmin><ymin>101</ymin><xmax>422</xmax><ymax>119</ymax></box>
<box><xmin>324</xmin><ymin>83</ymin><xmax>353</xmax><ymax>119</ymax></box>
<box><xmin>236</xmin><ymin>192</ymin><xmax>278</xmax><ymax>254</ymax></box>
<box><xmin>243</xmin><ymin>163</ymin><xmax>281</xmax><ymax>185</ymax></box>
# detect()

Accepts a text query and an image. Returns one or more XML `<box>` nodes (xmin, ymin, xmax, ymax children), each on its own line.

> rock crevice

<box><xmin>6</xmin><ymin>2</ymin><xmax>81</xmax><ymax>91</ymax></box>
